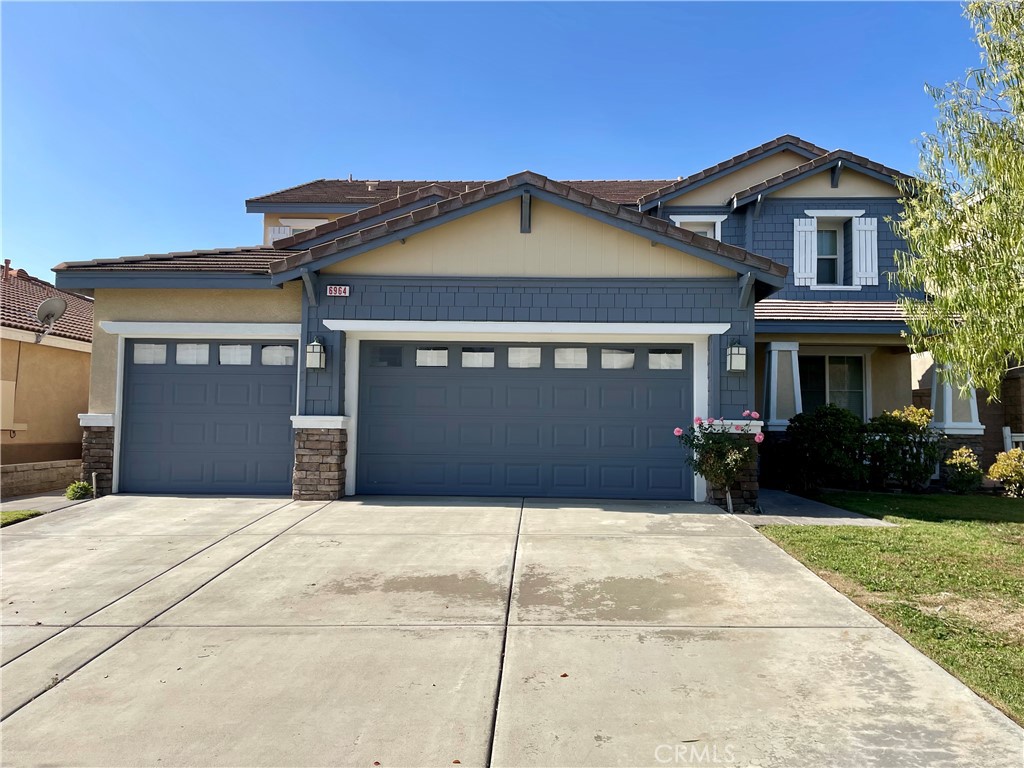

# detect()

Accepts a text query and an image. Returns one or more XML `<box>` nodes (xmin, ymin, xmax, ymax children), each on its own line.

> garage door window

<box><xmin>175</xmin><ymin>343</ymin><xmax>209</xmax><ymax>365</ymax></box>
<box><xmin>219</xmin><ymin>345</ymin><xmax>252</xmax><ymax>366</ymax></box>
<box><xmin>133</xmin><ymin>344</ymin><xmax>166</xmax><ymax>365</ymax></box>
<box><xmin>602</xmin><ymin>348</ymin><xmax>635</xmax><ymax>369</ymax></box>
<box><xmin>416</xmin><ymin>347</ymin><xmax>448</xmax><ymax>367</ymax></box>
<box><xmin>508</xmin><ymin>347</ymin><xmax>541</xmax><ymax>368</ymax></box>
<box><xmin>261</xmin><ymin>345</ymin><xmax>295</xmax><ymax>366</ymax></box>
<box><xmin>554</xmin><ymin>348</ymin><xmax>588</xmax><ymax>369</ymax></box>
<box><xmin>369</xmin><ymin>346</ymin><xmax>403</xmax><ymax>367</ymax></box>
<box><xmin>649</xmin><ymin>349</ymin><xmax>684</xmax><ymax>370</ymax></box>
<box><xmin>462</xmin><ymin>347</ymin><xmax>495</xmax><ymax>368</ymax></box>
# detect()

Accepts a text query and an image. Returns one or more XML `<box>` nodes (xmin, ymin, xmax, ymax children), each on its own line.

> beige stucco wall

<box><xmin>88</xmin><ymin>284</ymin><xmax>302</xmax><ymax>413</ymax></box>
<box><xmin>663</xmin><ymin>150</ymin><xmax>808</xmax><ymax>206</ymax></box>
<box><xmin>870</xmin><ymin>348</ymin><xmax>914</xmax><ymax>416</ymax></box>
<box><xmin>774</xmin><ymin>171</ymin><xmax>898</xmax><ymax>199</ymax></box>
<box><xmin>1</xmin><ymin>337</ymin><xmax>91</xmax><ymax>463</ymax></box>
<box><xmin>325</xmin><ymin>198</ymin><xmax>735</xmax><ymax>279</ymax></box>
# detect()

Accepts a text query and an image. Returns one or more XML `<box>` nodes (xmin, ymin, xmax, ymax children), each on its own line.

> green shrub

<box><xmin>944</xmin><ymin>446</ymin><xmax>983</xmax><ymax>494</ymax></box>
<box><xmin>988</xmin><ymin>448</ymin><xmax>1024</xmax><ymax>498</ymax></box>
<box><xmin>65</xmin><ymin>481</ymin><xmax>93</xmax><ymax>500</ymax></box>
<box><xmin>862</xmin><ymin>406</ymin><xmax>943</xmax><ymax>491</ymax></box>
<box><xmin>785</xmin><ymin>404</ymin><xmax>865</xmax><ymax>494</ymax></box>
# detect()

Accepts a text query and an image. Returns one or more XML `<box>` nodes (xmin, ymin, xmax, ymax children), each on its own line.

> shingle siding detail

<box><xmin>301</xmin><ymin>277</ymin><xmax>754</xmax><ymax>418</ymax></box>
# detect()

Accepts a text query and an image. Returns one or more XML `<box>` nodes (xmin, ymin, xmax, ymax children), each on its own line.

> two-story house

<box><xmin>55</xmin><ymin>135</ymin><xmax>984</xmax><ymax>503</ymax></box>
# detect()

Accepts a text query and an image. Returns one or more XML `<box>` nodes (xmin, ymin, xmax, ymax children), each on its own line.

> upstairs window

<box><xmin>794</xmin><ymin>211</ymin><xmax>878</xmax><ymax>289</ymax></box>
<box><xmin>669</xmin><ymin>214</ymin><xmax>728</xmax><ymax>240</ymax></box>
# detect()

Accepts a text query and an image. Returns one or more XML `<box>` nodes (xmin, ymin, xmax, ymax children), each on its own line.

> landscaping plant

<box><xmin>65</xmin><ymin>481</ymin><xmax>93</xmax><ymax>501</ymax></box>
<box><xmin>673</xmin><ymin>410</ymin><xmax>763</xmax><ymax>513</ymax></box>
<box><xmin>784</xmin><ymin>404</ymin><xmax>865</xmax><ymax>494</ymax></box>
<box><xmin>988</xmin><ymin>448</ymin><xmax>1024</xmax><ymax>498</ymax></box>
<box><xmin>863</xmin><ymin>406</ymin><xmax>943</xmax><ymax>491</ymax></box>
<box><xmin>945</xmin><ymin>446</ymin><xmax>984</xmax><ymax>494</ymax></box>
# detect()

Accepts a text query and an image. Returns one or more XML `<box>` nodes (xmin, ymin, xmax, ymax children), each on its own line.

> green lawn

<box><xmin>1</xmin><ymin>510</ymin><xmax>44</xmax><ymax>527</ymax></box>
<box><xmin>761</xmin><ymin>492</ymin><xmax>1024</xmax><ymax>725</ymax></box>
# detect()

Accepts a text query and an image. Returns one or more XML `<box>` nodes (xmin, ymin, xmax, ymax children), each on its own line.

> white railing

<box><xmin>1003</xmin><ymin>426</ymin><xmax>1024</xmax><ymax>453</ymax></box>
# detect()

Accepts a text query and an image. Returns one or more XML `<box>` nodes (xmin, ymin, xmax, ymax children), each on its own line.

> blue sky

<box><xmin>3</xmin><ymin>2</ymin><xmax>977</xmax><ymax>278</ymax></box>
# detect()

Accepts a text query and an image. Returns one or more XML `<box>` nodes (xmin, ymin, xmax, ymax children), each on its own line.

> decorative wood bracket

<box><xmin>300</xmin><ymin>268</ymin><xmax>319</xmax><ymax>308</ymax></box>
<box><xmin>520</xmin><ymin>191</ymin><xmax>532</xmax><ymax>233</ymax></box>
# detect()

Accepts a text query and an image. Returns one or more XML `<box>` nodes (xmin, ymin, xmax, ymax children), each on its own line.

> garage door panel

<box><xmin>358</xmin><ymin>342</ymin><xmax>694</xmax><ymax>500</ymax></box>
<box><xmin>120</xmin><ymin>340</ymin><xmax>296</xmax><ymax>495</ymax></box>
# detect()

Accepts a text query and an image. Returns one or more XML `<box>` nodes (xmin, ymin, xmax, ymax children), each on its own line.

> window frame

<box><xmin>802</xmin><ymin>209</ymin><xmax>867</xmax><ymax>292</ymax></box>
<box><xmin>797</xmin><ymin>350</ymin><xmax>871</xmax><ymax>421</ymax></box>
<box><xmin>815</xmin><ymin>225</ymin><xmax>843</xmax><ymax>286</ymax></box>
<box><xmin>669</xmin><ymin>214</ymin><xmax>728</xmax><ymax>241</ymax></box>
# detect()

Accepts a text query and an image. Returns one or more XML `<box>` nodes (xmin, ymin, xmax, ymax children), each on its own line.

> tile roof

<box><xmin>636</xmin><ymin>135</ymin><xmax>831</xmax><ymax>208</ymax></box>
<box><xmin>272</xmin><ymin>171</ymin><xmax>788</xmax><ymax>281</ymax></box>
<box><xmin>272</xmin><ymin>184</ymin><xmax>460</xmax><ymax>249</ymax></box>
<box><xmin>248</xmin><ymin>178</ymin><xmax>676</xmax><ymax>207</ymax></box>
<box><xmin>755</xmin><ymin>300</ymin><xmax>906</xmax><ymax>323</ymax></box>
<box><xmin>1</xmin><ymin>266</ymin><xmax>94</xmax><ymax>343</ymax></box>
<box><xmin>54</xmin><ymin>246</ymin><xmax>292</xmax><ymax>275</ymax></box>
<box><xmin>730</xmin><ymin>149</ymin><xmax>913</xmax><ymax>206</ymax></box>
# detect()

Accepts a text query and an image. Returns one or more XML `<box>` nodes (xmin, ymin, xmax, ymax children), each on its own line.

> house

<box><xmin>1</xmin><ymin>263</ymin><xmax>93</xmax><ymax>497</ymax></box>
<box><xmin>54</xmin><ymin>135</ymin><xmax>984</xmax><ymax>503</ymax></box>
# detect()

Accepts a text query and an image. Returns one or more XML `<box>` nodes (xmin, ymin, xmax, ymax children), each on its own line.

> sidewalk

<box><xmin>0</xmin><ymin>489</ymin><xmax>88</xmax><ymax>515</ymax></box>
<box><xmin>735</xmin><ymin>489</ymin><xmax>895</xmax><ymax>527</ymax></box>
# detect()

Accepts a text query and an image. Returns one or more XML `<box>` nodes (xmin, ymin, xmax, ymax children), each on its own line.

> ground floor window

<box><xmin>798</xmin><ymin>355</ymin><xmax>865</xmax><ymax>420</ymax></box>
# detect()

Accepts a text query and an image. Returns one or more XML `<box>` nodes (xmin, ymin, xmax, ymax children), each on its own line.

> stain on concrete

<box><xmin>322</xmin><ymin>571</ymin><xmax>506</xmax><ymax>603</ymax></box>
<box><xmin>515</xmin><ymin>566</ymin><xmax>705</xmax><ymax>622</ymax></box>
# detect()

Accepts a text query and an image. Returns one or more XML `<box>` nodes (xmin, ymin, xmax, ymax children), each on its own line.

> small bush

<box><xmin>785</xmin><ymin>404</ymin><xmax>865</xmax><ymax>494</ymax></box>
<box><xmin>65</xmin><ymin>481</ymin><xmax>93</xmax><ymax>500</ymax></box>
<box><xmin>945</xmin><ymin>446</ymin><xmax>983</xmax><ymax>494</ymax></box>
<box><xmin>988</xmin><ymin>448</ymin><xmax>1024</xmax><ymax>498</ymax></box>
<box><xmin>863</xmin><ymin>406</ymin><xmax>943</xmax><ymax>491</ymax></box>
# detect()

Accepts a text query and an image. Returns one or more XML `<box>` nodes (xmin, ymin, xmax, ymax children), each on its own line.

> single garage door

<box><xmin>119</xmin><ymin>339</ymin><xmax>297</xmax><ymax>494</ymax></box>
<box><xmin>357</xmin><ymin>342</ymin><xmax>694</xmax><ymax>499</ymax></box>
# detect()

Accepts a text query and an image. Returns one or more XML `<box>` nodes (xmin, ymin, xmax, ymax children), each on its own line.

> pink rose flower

<box><xmin>707</xmin><ymin>417</ymin><xmax>715</xmax><ymax>425</ymax></box>
<box><xmin>754</xmin><ymin>432</ymin><xmax>765</xmax><ymax>444</ymax></box>
<box><xmin>673</xmin><ymin>427</ymin><xmax>683</xmax><ymax>437</ymax></box>
<box><xmin>751</xmin><ymin>411</ymin><xmax>760</xmax><ymax>420</ymax></box>
<box><xmin>694</xmin><ymin>417</ymin><xmax>703</xmax><ymax>425</ymax></box>
<box><xmin>734</xmin><ymin>425</ymin><xmax>742</xmax><ymax>431</ymax></box>
<box><xmin>742</xmin><ymin>410</ymin><xmax>751</xmax><ymax>417</ymax></box>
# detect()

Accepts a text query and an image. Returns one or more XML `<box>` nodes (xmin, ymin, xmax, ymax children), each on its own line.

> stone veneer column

<box><xmin>705</xmin><ymin>433</ymin><xmax>759</xmax><ymax>513</ymax></box>
<box><xmin>81</xmin><ymin>426</ymin><xmax>114</xmax><ymax>496</ymax></box>
<box><xmin>292</xmin><ymin>428</ymin><xmax>347</xmax><ymax>501</ymax></box>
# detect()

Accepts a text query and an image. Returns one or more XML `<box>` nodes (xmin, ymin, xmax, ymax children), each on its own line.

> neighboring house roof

<box><xmin>272</xmin><ymin>184</ymin><xmax>460</xmax><ymax>249</ymax></box>
<box><xmin>270</xmin><ymin>171</ymin><xmax>789</xmax><ymax>284</ymax></box>
<box><xmin>636</xmin><ymin>135</ymin><xmax>831</xmax><ymax>211</ymax></box>
<box><xmin>0</xmin><ymin>266</ymin><xmax>94</xmax><ymax>343</ymax></box>
<box><xmin>247</xmin><ymin>178</ymin><xmax>678</xmax><ymax>208</ymax></box>
<box><xmin>730</xmin><ymin>149</ymin><xmax>914</xmax><ymax>208</ymax></box>
<box><xmin>755</xmin><ymin>300</ymin><xmax>905</xmax><ymax>323</ymax></box>
<box><xmin>54</xmin><ymin>246</ymin><xmax>292</xmax><ymax>275</ymax></box>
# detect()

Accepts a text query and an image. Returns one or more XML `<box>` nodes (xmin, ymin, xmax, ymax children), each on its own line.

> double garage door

<box><xmin>119</xmin><ymin>339</ymin><xmax>297</xmax><ymax>495</ymax></box>
<box><xmin>357</xmin><ymin>342</ymin><xmax>694</xmax><ymax>500</ymax></box>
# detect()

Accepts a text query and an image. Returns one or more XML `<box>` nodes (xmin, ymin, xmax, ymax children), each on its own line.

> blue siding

<box><xmin>301</xmin><ymin>277</ymin><xmax>756</xmax><ymax>420</ymax></box>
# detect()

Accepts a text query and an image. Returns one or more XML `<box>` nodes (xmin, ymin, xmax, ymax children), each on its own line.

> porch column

<box><xmin>764</xmin><ymin>342</ymin><xmax>802</xmax><ymax>431</ymax></box>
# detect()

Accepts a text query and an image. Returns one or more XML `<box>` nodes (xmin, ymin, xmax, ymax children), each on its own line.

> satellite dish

<box><xmin>35</xmin><ymin>297</ymin><xmax>67</xmax><ymax>343</ymax></box>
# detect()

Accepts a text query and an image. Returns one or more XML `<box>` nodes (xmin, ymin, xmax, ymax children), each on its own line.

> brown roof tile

<box><xmin>272</xmin><ymin>171</ymin><xmax>788</xmax><ymax>281</ymax></box>
<box><xmin>54</xmin><ymin>247</ymin><xmax>291</xmax><ymax>275</ymax></box>
<box><xmin>755</xmin><ymin>300</ymin><xmax>906</xmax><ymax>323</ymax></box>
<box><xmin>730</xmin><ymin>149</ymin><xmax>912</xmax><ymax>206</ymax></box>
<box><xmin>636</xmin><ymin>135</ymin><xmax>830</xmax><ymax>208</ymax></box>
<box><xmin>1</xmin><ymin>267</ymin><xmax>94</xmax><ymax>343</ymax></box>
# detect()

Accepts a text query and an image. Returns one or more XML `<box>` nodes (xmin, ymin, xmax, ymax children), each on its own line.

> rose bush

<box><xmin>673</xmin><ymin>411</ymin><xmax>762</xmax><ymax>513</ymax></box>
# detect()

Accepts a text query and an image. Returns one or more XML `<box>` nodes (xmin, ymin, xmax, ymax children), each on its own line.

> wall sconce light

<box><xmin>305</xmin><ymin>337</ymin><xmax>326</xmax><ymax>369</ymax></box>
<box><xmin>726</xmin><ymin>339</ymin><xmax>747</xmax><ymax>373</ymax></box>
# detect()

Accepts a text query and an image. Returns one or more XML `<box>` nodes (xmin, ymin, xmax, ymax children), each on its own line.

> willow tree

<box><xmin>893</xmin><ymin>1</ymin><xmax>1024</xmax><ymax>398</ymax></box>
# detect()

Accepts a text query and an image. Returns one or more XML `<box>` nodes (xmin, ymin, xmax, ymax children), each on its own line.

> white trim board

<box><xmin>323</xmin><ymin>320</ymin><xmax>730</xmax><ymax>339</ymax></box>
<box><xmin>669</xmin><ymin>215</ymin><xmax>728</xmax><ymax>240</ymax></box>
<box><xmin>99</xmin><ymin>322</ymin><xmax>302</xmax><ymax>339</ymax></box>
<box><xmin>804</xmin><ymin>209</ymin><xmax>866</xmax><ymax>218</ymax></box>
<box><xmin>79</xmin><ymin>413</ymin><xmax>115</xmax><ymax>427</ymax></box>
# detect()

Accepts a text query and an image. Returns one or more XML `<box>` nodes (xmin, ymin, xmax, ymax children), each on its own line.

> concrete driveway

<box><xmin>1</xmin><ymin>496</ymin><xmax>1020</xmax><ymax>767</ymax></box>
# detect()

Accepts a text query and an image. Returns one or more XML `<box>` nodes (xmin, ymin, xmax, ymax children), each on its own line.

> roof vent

<box><xmin>367</xmin><ymin>181</ymin><xmax>378</xmax><ymax>191</ymax></box>
<box><xmin>348</xmin><ymin>173</ymin><xmax>354</xmax><ymax>182</ymax></box>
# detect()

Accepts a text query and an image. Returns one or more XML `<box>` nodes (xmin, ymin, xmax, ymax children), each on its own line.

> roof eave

<box><xmin>54</xmin><ymin>272</ymin><xmax>282</xmax><ymax>291</ymax></box>
<box><xmin>732</xmin><ymin>158</ymin><xmax>908</xmax><ymax>209</ymax></box>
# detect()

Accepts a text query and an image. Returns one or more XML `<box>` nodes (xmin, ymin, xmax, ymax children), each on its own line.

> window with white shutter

<box><xmin>793</xmin><ymin>218</ymin><xmax>817</xmax><ymax>286</ymax></box>
<box><xmin>851</xmin><ymin>217</ymin><xmax>879</xmax><ymax>285</ymax></box>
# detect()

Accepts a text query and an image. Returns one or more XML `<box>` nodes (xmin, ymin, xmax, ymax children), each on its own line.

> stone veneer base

<box><xmin>293</xmin><ymin>427</ymin><xmax>347</xmax><ymax>501</ymax></box>
<box><xmin>81</xmin><ymin>426</ymin><xmax>114</xmax><ymax>497</ymax></box>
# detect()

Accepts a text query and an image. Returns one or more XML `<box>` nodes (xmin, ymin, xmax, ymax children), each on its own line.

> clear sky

<box><xmin>3</xmin><ymin>1</ymin><xmax>978</xmax><ymax>279</ymax></box>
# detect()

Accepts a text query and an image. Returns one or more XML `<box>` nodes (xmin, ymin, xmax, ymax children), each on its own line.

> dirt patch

<box><xmin>915</xmin><ymin>593</ymin><xmax>1024</xmax><ymax>640</ymax></box>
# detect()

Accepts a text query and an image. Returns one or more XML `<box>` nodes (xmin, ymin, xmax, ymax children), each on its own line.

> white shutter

<box><xmin>852</xmin><ymin>217</ymin><xmax>878</xmax><ymax>285</ymax></box>
<box><xmin>266</xmin><ymin>226</ymin><xmax>291</xmax><ymax>245</ymax></box>
<box><xmin>793</xmin><ymin>218</ymin><xmax>817</xmax><ymax>286</ymax></box>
